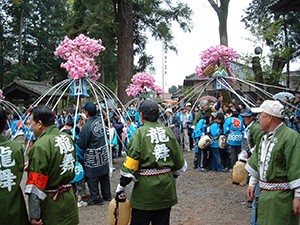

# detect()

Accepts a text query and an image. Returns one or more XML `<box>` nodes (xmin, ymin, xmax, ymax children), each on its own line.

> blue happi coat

<box><xmin>209</xmin><ymin>122</ymin><xmax>221</xmax><ymax>148</ymax></box>
<box><xmin>223</xmin><ymin>116</ymin><xmax>243</xmax><ymax>146</ymax></box>
<box><xmin>192</xmin><ymin>118</ymin><xmax>209</xmax><ymax>153</ymax></box>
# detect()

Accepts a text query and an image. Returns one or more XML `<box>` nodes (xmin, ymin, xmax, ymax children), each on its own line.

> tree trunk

<box><xmin>0</xmin><ymin>22</ymin><xmax>4</xmax><ymax>89</ymax></box>
<box><xmin>18</xmin><ymin>9</ymin><xmax>24</xmax><ymax>69</ymax></box>
<box><xmin>286</xmin><ymin>61</ymin><xmax>290</xmax><ymax>88</ymax></box>
<box><xmin>272</xmin><ymin>55</ymin><xmax>287</xmax><ymax>85</ymax></box>
<box><xmin>208</xmin><ymin>0</ymin><xmax>230</xmax><ymax>46</ymax></box>
<box><xmin>116</xmin><ymin>0</ymin><xmax>133</xmax><ymax>104</ymax></box>
<box><xmin>251</xmin><ymin>56</ymin><xmax>264</xmax><ymax>84</ymax></box>
<box><xmin>208</xmin><ymin>0</ymin><xmax>230</xmax><ymax>102</ymax></box>
<box><xmin>217</xmin><ymin>0</ymin><xmax>229</xmax><ymax>46</ymax></box>
<box><xmin>264</xmin><ymin>55</ymin><xmax>287</xmax><ymax>93</ymax></box>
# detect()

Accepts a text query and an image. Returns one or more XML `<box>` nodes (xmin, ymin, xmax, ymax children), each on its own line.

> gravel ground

<box><xmin>78</xmin><ymin>151</ymin><xmax>252</xmax><ymax>225</ymax></box>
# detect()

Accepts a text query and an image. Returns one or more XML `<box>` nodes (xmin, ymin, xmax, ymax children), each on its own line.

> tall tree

<box><xmin>116</xmin><ymin>0</ymin><xmax>133</xmax><ymax>103</ymax></box>
<box><xmin>65</xmin><ymin>0</ymin><xmax>192</xmax><ymax>103</ymax></box>
<box><xmin>24</xmin><ymin>0</ymin><xmax>69</xmax><ymax>83</ymax></box>
<box><xmin>0</xmin><ymin>0</ymin><xmax>12</xmax><ymax>88</ymax></box>
<box><xmin>0</xmin><ymin>0</ymin><xmax>68</xmax><ymax>87</ymax></box>
<box><xmin>65</xmin><ymin>0</ymin><xmax>118</xmax><ymax>91</ymax></box>
<box><xmin>0</xmin><ymin>0</ymin><xmax>25</xmax><ymax>87</ymax></box>
<box><xmin>207</xmin><ymin>0</ymin><xmax>231</xmax><ymax>103</ymax></box>
<box><xmin>207</xmin><ymin>0</ymin><xmax>230</xmax><ymax>46</ymax></box>
<box><xmin>242</xmin><ymin>0</ymin><xmax>300</xmax><ymax>86</ymax></box>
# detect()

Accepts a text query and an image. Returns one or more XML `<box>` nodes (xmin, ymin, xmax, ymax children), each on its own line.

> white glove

<box><xmin>116</xmin><ymin>184</ymin><xmax>125</xmax><ymax>193</ymax></box>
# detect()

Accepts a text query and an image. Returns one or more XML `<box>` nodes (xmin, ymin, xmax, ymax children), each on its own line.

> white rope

<box><xmin>216</xmin><ymin>77</ymin><xmax>254</xmax><ymax>108</ymax></box>
<box><xmin>235</xmin><ymin>77</ymin><xmax>274</xmax><ymax>99</ymax></box>
<box><xmin>245</xmin><ymin>79</ymin><xmax>299</xmax><ymax>93</ymax></box>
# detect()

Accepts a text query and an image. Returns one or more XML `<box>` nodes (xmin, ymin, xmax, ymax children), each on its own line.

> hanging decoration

<box><xmin>70</xmin><ymin>78</ymin><xmax>89</xmax><ymax>97</ymax></box>
<box><xmin>195</xmin><ymin>45</ymin><xmax>239</xmax><ymax>80</ymax></box>
<box><xmin>125</xmin><ymin>72</ymin><xmax>164</xmax><ymax>98</ymax></box>
<box><xmin>54</xmin><ymin>34</ymin><xmax>105</xmax><ymax>81</ymax></box>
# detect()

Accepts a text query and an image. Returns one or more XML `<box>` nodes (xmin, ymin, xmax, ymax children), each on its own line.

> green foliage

<box><xmin>1</xmin><ymin>0</ymin><xmax>192</xmax><ymax>92</ymax></box>
<box><xmin>64</xmin><ymin>0</ymin><xmax>118</xmax><ymax>88</ymax></box>
<box><xmin>0</xmin><ymin>0</ymin><xmax>68</xmax><ymax>88</ymax></box>
<box><xmin>11</xmin><ymin>0</ymin><xmax>23</xmax><ymax>5</ymax></box>
<box><xmin>241</xmin><ymin>0</ymin><xmax>300</xmax><ymax>85</ymax></box>
<box><xmin>65</xmin><ymin>0</ymin><xmax>192</xmax><ymax>89</ymax></box>
<box><xmin>133</xmin><ymin>0</ymin><xmax>192</xmax><ymax>52</ymax></box>
<box><xmin>242</xmin><ymin>0</ymin><xmax>300</xmax><ymax>60</ymax></box>
<box><xmin>168</xmin><ymin>85</ymin><xmax>178</xmax><ymax>94</ymax></box>
<box><xmin>135</xmin><ymin>54</ymin><xmax>154</xmax><ymax>73</ymax></box>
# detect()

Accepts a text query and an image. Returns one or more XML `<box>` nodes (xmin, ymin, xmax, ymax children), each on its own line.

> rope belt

<box><xmin>45</xmin><ymin>184</ymin><xmax>72</xmax><ymax>201</ymax></box>
<box><xmin>139</xmin><ymin>167</ymin><xmax>171</xmax><ymax>176</ymax></box>
<box><xmin>259</xmin><ymin>180</ymin><xmax>290</xmax><ymax>191</ymax></box>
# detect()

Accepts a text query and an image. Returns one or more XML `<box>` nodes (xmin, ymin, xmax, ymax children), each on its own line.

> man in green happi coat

<box><xmin>0</xmin><ymin>108</ymin><xmax>29</xmax><ymax>225</ymax></box>
<box><xmin>246</xmin><ymin>100</ymin><xmax>300</xmax><ymax>225</ymax></box>
<box><xmin>25</xmin><ymin>106</ymin><xmax>78</xmax><ymax>225</ymax></box>
<box><xmin>115</xmin><ymin>100</ymin><xmax>187</xmax><ymax>225</ymax></box>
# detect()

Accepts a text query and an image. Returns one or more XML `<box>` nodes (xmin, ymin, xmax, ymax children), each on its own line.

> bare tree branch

<box><xmin>207</xmin><ymin>0</ymin><xmax>219</xmax><ymax>13</ymax></box>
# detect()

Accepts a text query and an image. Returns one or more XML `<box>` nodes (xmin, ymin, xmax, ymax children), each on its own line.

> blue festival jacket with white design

<box><xmin>223</xmin><ymin>116</ymin><xmax>243</xmax><ymax>146</ymax></box>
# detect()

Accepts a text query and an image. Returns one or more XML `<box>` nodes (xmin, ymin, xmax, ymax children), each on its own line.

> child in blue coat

<box><xmin>209</xmin><ymin>113</ymin><xmax>225</xmax><ymax>171</ymax></box>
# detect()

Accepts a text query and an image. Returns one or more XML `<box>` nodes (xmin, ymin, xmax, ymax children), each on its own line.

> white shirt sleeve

<box><xmin>294</xmin><ymin>187</ymin><xmax>300</xmax><ymax>198</ymax></box>
<box><xmin>249</xmin><ymin>176</ymin><xmax>258</xmax><ymax>187</ymax></box>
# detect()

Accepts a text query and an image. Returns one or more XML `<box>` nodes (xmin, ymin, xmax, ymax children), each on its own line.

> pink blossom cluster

<box><xmin>54</xmin><ymin>34</ymin><xmax>105</xmax><ymax>80</ymax></box>
<box><xmin>0</xmin><ymin>89</ymin><xmax>4</xmax><ymax>100</ymax></box>
<box><xmin>125</xmin><ymin>72</ymin><xmax>164</xmax><ymax>97</ymax></box>
<box><xmin>195</xmin><ymin>45</ymin><xmax>239</xmax><ymax>78</ymax></box>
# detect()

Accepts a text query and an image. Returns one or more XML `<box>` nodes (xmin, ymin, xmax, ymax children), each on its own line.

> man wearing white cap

<box><xmin>246</xmin><ymin>100</ymin><xmax>300</xmax><ymax>225</ymax></box>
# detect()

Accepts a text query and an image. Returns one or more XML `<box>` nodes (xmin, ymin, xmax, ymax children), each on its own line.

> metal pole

<box><xmin>162</xmin><ymin>42</ymin><xmax>167</xmax><ymax>99</ymax></box>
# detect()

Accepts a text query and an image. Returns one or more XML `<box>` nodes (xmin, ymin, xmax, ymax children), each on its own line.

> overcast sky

<box><xmin>145</xmin><ymin>0</ymin><xmax>298</xmax><ymax>91</ymax></box>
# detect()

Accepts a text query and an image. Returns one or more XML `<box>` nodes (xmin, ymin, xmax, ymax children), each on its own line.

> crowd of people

<box><xmin>161</xmin><ymin>94</ymin><xmax>300</xmax><ymax>171</ymax></box>
<box><xmin>1</xmin><ymin>93</ymin><xmax>300</xmax><ymax>225</ymax></box>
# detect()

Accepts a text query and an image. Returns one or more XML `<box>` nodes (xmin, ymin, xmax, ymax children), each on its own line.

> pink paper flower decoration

<box><xmin>54</xmin><ymin>34</ymin><xmax>105</xmax><ymax>81</ymax></box>
<box><xmin>125</xmin><ymin>72</ymin><xmax>164</xmax><ymax>97</ymax></box>
<box><xmin>195</xmin><ymin>45</ymin><xmax>239</xmax><ymax>79</ymax></box>
<box><xmin>0</xmin><ymin>89</ymin><xmax>4</xmax><ymax>100</ymax></box>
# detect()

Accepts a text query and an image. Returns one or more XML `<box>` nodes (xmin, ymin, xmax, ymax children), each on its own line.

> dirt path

<box><xmin>78</xmin><ymin>152</ymin><xmax>251</xmax><ymax>225</ymax></box>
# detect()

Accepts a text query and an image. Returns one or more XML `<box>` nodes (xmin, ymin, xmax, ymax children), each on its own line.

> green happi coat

<box><xmin>0</xmin><ymin>136</ymin><xmax>29</xmax><ymax>225</ymax></box>
<box><xmin>247</xmin><ymin>124</ymin><xmax>300</xmax><ymax>225</ymax></box>
<box><xmin>248</xmin><ymin>121</ymin><xmax>261</xmax><ymax>148</ymax></box>
<box><xmin>121</xmin><ymin>121</ymin><xmax>185</xmax><ymax>211</ymax></box>
<box><xmin>25</xmin><ymin>125</ymin><xmax>78</xmax><ymax>225</ymax></box>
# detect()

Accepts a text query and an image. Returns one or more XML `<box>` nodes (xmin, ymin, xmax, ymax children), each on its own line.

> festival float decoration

<box><xmin>173</xmin><ymin>44</ymin><xmax>299</xmax><ymax>118</ymax></box>
<box><xmin>54</xmin><ymin>34</ymin><xmax>105</xmax><ymax>97</ymax></box>
<box><xmin>174</xmin><ymin>45</ymin><xmax>245</xmax><ymax>113</ymax></box>
<box><xmin>195</xmin><ymin>45</ymin><xmax>239</xmax><ymax>97</ymax></box>
<box><xmin>176</xmin><ymin>45</ymin><xmax>261</xmax><ymax>112</ymax></box>
<box><xmin>125</xmin><ymin>72</ymin><xmax>164</xmax><ymax>109</ymax></box>
<box><xmin>0</xmin><ymin>89</ymin><xmax>4</xmax><ymax>100</ymax></box>
<box><xmin>125</xmin><ymin>72</ymin><xmax>164</xmax><ymax>98</ymax></box>
<box><xmin>20</xmin><ymin>34</ymin><xmax>126</xmax><ymax>174</ymax></box>
<box><xmin>195</xmin><ymin>45</ymin><xmax>239</xmax><ymax>79</ymax></box>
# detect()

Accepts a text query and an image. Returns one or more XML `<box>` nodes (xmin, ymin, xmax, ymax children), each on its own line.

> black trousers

<box><xmin>130</xmin><ymin>207</ymin><xmax>171</xmax><ymax>225</ymax></box>
<box><xmin>86</xmin><ymin>173</ymin><xmax>111</xmax><ymax>202</ymax></box>
<box><xmin>117</xmin><ymin>133</ymin><xmax>123</xmax><ymax>157</ymax></box>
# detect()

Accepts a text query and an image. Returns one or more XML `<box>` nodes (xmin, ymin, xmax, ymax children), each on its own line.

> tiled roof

<box><xmin>6</xmin><ymin>77</ymin><xmax>61</xmax><ymax>96</ymax></box>
<box><xmin>17</xmin><ymin>79</ymin><xmax>51</xmax><ymax>95</ymax></box>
